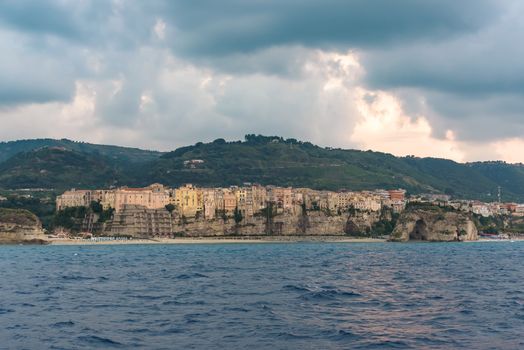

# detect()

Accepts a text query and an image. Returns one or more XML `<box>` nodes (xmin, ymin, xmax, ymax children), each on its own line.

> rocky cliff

<box><xmin>390</xmin><ymin>207</ymin><xmax>478</xmax><ymax>242</ymax></box>
<box><xmin>101</xmin><ymin>204</ymin><xmax>394</xmax><ymax>238</ymax></box>
<box><xmin>172</xmin><ymin>210</ymin><xmax>350</xmax><ymax>237</ymax></box>
<box><xmin>344</xmin><ymin>210</ymin><xmax>384</xmax><ymax>236</ymax></box>
<box><xmin>0</xmin><ymin>208</ymin><xmax>47</xmax><ymax>244</ymax></box>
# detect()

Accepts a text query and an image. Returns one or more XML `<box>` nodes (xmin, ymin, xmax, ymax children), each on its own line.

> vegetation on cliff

<box><xmin>472</xmin><ymin>213</ymin><xmax>524</xmax><ymax>234</ymax></box>
<box><xmin>0</xmin><ymin>194</ymin><xmax>55</xmax><ymax>228</ymax></box>
<box><xmin>0</xmin><ymin>208</ymin><xmax>40</xmax><ymax>226</ymax></box>
<box><xmin>52</xmin><ymin>201</ymin><xmax>114</xmax><ymax>233</ymax></box>
<box><xmin>344</xmin><ymin>207</ymin><xmax>399</xmax><ymax>238</ymax></box>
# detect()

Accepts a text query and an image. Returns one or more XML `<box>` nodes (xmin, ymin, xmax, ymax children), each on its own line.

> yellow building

<box><xmin>174</xmin><ymin>184</ymin><xmax>203</xmax><ymax>217</ymax></box>
<box><xmin>235</xmin><ymin>187</ymin><xmax>254</xmax><ymax>218</ymax></box>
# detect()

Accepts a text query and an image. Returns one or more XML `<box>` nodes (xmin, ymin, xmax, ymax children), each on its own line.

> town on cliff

<box><xmin>33</xmin><ymin>183</ymin><xmax>520</xmax><ymax>242</ymax></box>
<box><xmin>2</xmin><ymin>182</ymin><xmax>524</xmax><ymax>244</ymax></box>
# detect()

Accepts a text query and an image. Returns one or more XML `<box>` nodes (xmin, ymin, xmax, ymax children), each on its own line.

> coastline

<box><xmin>48</xmin><ymin>236</ymin><xmax>387</xmax><ymax>245</ymax></box>
<box><xmin>5</xmin><ymin>236</ymin><xmax>523</xmax><ymax>246</ymax></box>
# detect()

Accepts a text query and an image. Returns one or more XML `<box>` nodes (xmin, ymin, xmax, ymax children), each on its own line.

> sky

<box><xmin>0</xmin><ymin>0</ymin><xmax>523</xmax><ymax>163</ymax></box>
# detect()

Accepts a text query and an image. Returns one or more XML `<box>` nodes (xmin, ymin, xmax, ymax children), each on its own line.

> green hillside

<box><xmin>0</xmin><ymin>147</ymin><xmax>125</xmax><ymax>190</ymax></box>
<box><xmin>0</xmin><ymin>138</ymin><xmax>162</xmax><ymax>164</ymax></box>
<box><xmin>0</xmin><ymin>135</ymin><xmax>522</xmax><ymax>202</ymax></box>
<box><xmin>141</xmin><ymin>135</ymin><xmax>505</xmax><ymax>200</ymax></box>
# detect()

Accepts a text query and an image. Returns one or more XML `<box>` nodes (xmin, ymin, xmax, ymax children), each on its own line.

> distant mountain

<box><xmin>0</xmin><ymin>138</ymin><xmax>163</xmax><ymax>164</ymax></box>
<box><xmin>0</xmin><ymin>135</ymin><xmax>523</xmax><ymax>202</ymax></box>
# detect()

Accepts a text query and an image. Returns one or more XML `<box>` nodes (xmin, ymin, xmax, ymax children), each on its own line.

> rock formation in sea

<box><xmin>0</xmin><ymin>208</ymin><xmax>48</xmax><ymax>244</ymax></box>
<box><xmin>390</xmin><ymin>206</ymin><xmax>478</xmax><ymax>242</ymax></box>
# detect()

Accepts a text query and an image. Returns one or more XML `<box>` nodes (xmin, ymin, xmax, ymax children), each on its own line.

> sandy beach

<box><xmin>48</xmin><ymin>236</ymin><xmax>387</xmax><ymax>245</ymax></box>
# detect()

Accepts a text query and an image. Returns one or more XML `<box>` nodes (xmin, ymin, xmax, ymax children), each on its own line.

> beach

<box><xmin>48</xmin><ymin>236</ymin><xmax>387</xmax><ymax>245</ymax></box>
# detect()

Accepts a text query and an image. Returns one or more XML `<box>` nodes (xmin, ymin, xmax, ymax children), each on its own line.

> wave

<box><xmin>175</xmin><ymin>273</ymin><xmax>209</xmax><ymax>279</ymax></box>
<box><xmin>77</xmin><ymin>335</ymin><xmax>124</xmax><ymax>348</ymax></box>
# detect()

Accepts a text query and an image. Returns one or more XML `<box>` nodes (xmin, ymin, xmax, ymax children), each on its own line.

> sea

<box><xmin>0</xmin><ymin>242</ymin><xmax>523</xmax><ymax>349</ymax></box>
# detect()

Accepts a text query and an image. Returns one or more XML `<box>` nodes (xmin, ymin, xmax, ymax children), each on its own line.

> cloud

<box><xmin>0</xmin><ymin>29</ymin><xmax>78</xmax><ymax>105</ymax></box>
<box><xmin>491</xmin><ymin>139</ymin><xmax>524</xmax><ymax>164</ymax></box>
<box><xmin>350</xmin><ymin>88</ymin><xmax>465</xmax><ymax>161</ymax></box>
<box><xmin>162</xmin><ymin>0</ymin><xmax>499</xmax><ymax>57</ymax></box>
<box><xmin>0</xmin><ymin>0</ymin><xmax>524</xmax><ymax>163</ymax></box>
<box><xmin>153</xmin><ymin>18</ymin><xmax>166</xmax><ymax>40</ymax></box>
<box><xmin>359</xmin><ymin>1</ymin><xmax>524</xmax><ymax>144</ymax></box>
<box><xmin>0</xmin><ymin>47</ymin><xmax>364</xmax><ymax>151</ymax></box>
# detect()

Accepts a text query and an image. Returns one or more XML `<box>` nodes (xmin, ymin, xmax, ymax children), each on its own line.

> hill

<box><xmin>0</xmin><ymin>138</ymin><xmax>162</xmax><ymax>164</ymax></box>
<box><xmin>0</xmin><ymin>147</ymin><xmax>126</xmax><ymax>190</ymax></box>
<box><xmin>0</xmin><ymin>135</ymin><xmax>523</xmax><ymax>202</ymax></box>
<box><xmin>142</xmin><ymin>135</ymin><xmax>506</xmax><ymax>200</ymax></box>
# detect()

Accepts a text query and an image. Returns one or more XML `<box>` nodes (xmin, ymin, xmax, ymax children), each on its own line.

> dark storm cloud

<box><xmin>162</xmin><ymin>0</ymin><xmax>499</xmax><ymax>56</ymax></box>
<box><xmin>363</xmin><ymin>33</ymin><xmax>524</xmax><ymax>96</ymax></box>
<box><xmin>0</xmin><ymin>0</ymin><xmax>80</xmax><ymax>38</ymax></box>
<box><xmin>356</xmin><ymin>0</ymin><xmax>524</xmax><ymax>141</ymax></box>
<box><xmin>0</xmin><ymin>0</ymin><xmax>522</xmax><ymax>154</ymax></box>
<box><xmin>0</xmin><ymin>0</ymin><xmax>156</xmax><ymax>106</ymax></box>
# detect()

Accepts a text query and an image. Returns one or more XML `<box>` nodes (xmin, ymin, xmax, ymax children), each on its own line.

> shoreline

<box><xmin>48</xmin><ymin>236</ymin><xmax>387</xmax><ymax>245</ymax></box>
<box><xmin>3</xmin><ymin>237</ymin><xmax>522</xmax><ymax>246</ymax></box>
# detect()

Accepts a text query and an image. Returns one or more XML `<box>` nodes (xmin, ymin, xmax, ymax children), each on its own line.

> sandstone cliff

<box><xmin>101</xmin><ymin>203</ymin><xmax>395</xmax><ymax>238</ymax></box>
<box><xmin>390</xmin><ymin>207</ymin><xmax>478</xmax><ymax>242</ymax></box>
<box><xmin>344</xmin><ymin>210</ymin><xmax>384</xmax><ymax>236</ymax></box>
<box><xmin>173</xmin><ymin>210</ymin><xmax>350</xmax><ymax>237</ymax></box>
<box><xmin>0</xmin><ymin>208</ymin><xmax>47</xmax><ymax>244</ymax></box>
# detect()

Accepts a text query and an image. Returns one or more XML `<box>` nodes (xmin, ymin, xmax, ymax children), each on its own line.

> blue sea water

<box><xmin>0</xmin><ymin>242</ymin><xmax>523</xmax><ymax>349</ymax></box>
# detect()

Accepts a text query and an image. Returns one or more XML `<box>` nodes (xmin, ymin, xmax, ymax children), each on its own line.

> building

<box><xmin>183</xmin><ymin>159</ymin><xmax>205</xmax><ymax>169</ymax></box>
<box><xmin>223</xmin><ymin>188</ymin><xmax>237</xmax><ymax>215</ymax></box>
<box><xmin>56</xmin><ymin>184</ymin><xmax>171</xmax><ymax>212</ymax></box>
<box><xmin>251</xmin><ymin>184</ymin><xmax>267</xmax><ymax>213</ymax></box>
<box><xmin>514</xmin><ymin>205</ymin><xmax>524</xmax><ymax>216</ymax></box>
<box><xmin>174</xmin><ymin>184</ymin><xmax>203</xmax><ymax>217</ymax></box>
<box><xmin>352</xmin><ymin>192</ymin><xmax>382</xmax><ymax>212</ymax></box>
<box><xmin>235</xmin><ymin>187</ymin><xmax>254</xmax><ymax>218</ymax></box>
<box><xmin>471</xmin><ymin>202</ymin><xmax>491</xmax><ymax>217</ymax></box>
<box><xmin>388</xmin><ymin>189</ymin><xmax>406</xmax><ymax>201</ymax></box>
<box><xmin>56</xmin><ymin>189</ymin><xmax>93</xmax><ymax>210</ymax></box>
<box><xmin>202</xmin><ymin>188</ymin><xmax>217</xmax><ymax>219</ymax></box>
<box><xmin>267</xmin><ymin>187</ymin><xmax>293</xmax><ymax>212</ymax></box>
<box><xmin>113</xmin><ymin>184</ymin><xmax>170</xmax><ymax>212</ymax></box>
<box><xmin>336</xmin><ymin>191</ymin><xmax>354</xmax><ymax>211</ymax></box>
<box><xmin>108</xmin><ymin>205</ymin><xmax>173</xmax><ymax>237</ymax></box>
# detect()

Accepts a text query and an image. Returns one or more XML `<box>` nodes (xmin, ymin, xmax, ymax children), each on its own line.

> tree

<box><xmin>260</xmin><ymin>202</ymin><xmax>276</xmax><ymax>219</ymax></box>
<box><xmin>212</xmin><ymin>138</ymin><xmax>226</xmax><ymax>145</ymax></box>
<box><xmin>165</xmin><ymin>203</ymin><xmax>175</xmax><ymax>213</ymax></box>
<box><xmin>98</xmin><ymin>207</ymin><xmax>114</xmax><ymax>222</ymax></box>
<box><xmin>301</xmin><ymin>202</ymin><xmax>307</xmax><ymax>216</ymax></box>
<box><xmin>90</xmin><ymin>201</ymin><xmax>103</xmax><ymax>214</ymax></box>
<box><xmin>234</xmin><ymin>206</ymin><xmax>243</xmax><ymax>224</ymax></box>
